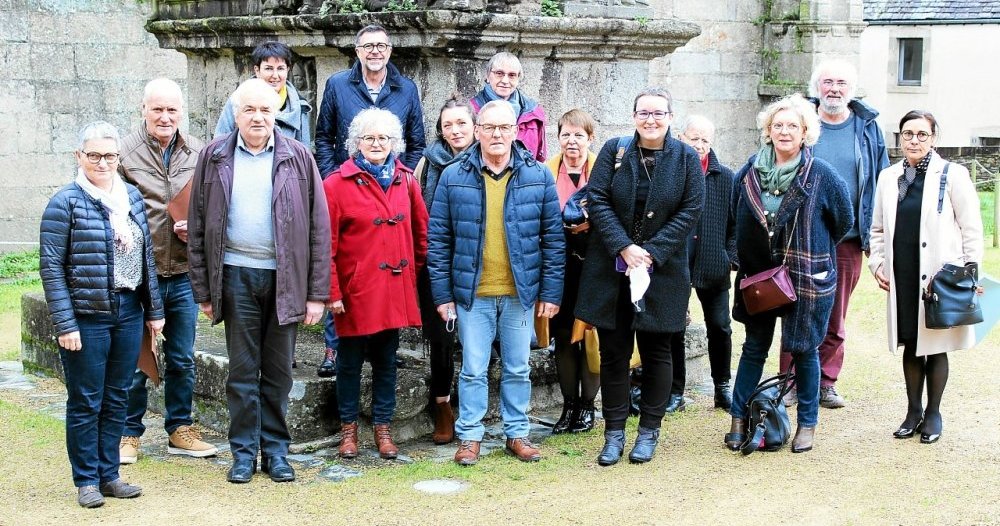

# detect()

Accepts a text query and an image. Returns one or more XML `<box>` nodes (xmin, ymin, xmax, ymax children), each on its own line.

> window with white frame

<box><xmin>898</xmin><ymin>38</ymin><xmax>923</xmax><ymax>86</ymax></box>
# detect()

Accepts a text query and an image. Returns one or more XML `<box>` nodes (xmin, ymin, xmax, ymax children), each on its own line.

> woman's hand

<box><xmin>146</xmin><ymin>319</ymin><xmax>165</xmax><ymax>336</ymax></box>
<box><xmin>58</xmin><ymin>331</ymin><xmax>82</xmax><ymax>352</ymax></box>
<box><xmin>328</xmin><ymin>300</ymin><xmax>345</xmax><ymax>315</ymax></box>
<box><xmin>304</xmin><ymin>301</ymin><xmax>325</xmax><ymax>325</ymax></box>
<box><xmin>619</xmin><ymin>244</ymin><xmax>653</xmax><ymax>270</ymax></box>
<box><xmin>874</xmin><ymin>265</ymin><xmax>890</xmax><ymax>292</ymax></box>
<box><xmin>199</xmin><ymin>302</ymin><xmax>213</xmax><ymax>320</ymax></box>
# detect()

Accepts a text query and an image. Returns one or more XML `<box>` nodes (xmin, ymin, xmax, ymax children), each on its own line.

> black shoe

<box><xmin>227</xmin><ymin>458</ymin><xmax>256</xmax><ymax>484</ymax></box>
<box><xmin>551</xmin><ymin>399</ymin><xmax>577</xmax><ymax>434</ymax></box>
<box><xmin>570</xmin><ymin>400</ymin><xmax>595</xmax><ymax>433</ymax></box>
<box><xmin>664</xmin><ymin>393</ymin><xmax>686</xmax><ymax>413</ymax></box>
<box><xmin>893</xmin><ymin>412</ymin><xmax>924</xmax><ymax>439</ymax></box>
<box><xmin>317</xmin><ymin>347</ymin><xmax>337</xmax><ymax>378</ymax></box>
<box><xmin>597</xmin><ymin>430</ymin><xmax>626</xmax><ymax>466</ymax></box>
<box><xmin>628</xmin><ymin>426</ymin><xmax>660</xmax><ymax>464</ymax></box>
<box><xmin>920</xmin><ymin>413</ymin><xmax>942</xmax><ymax>444</ymax></box>
<box><xmin>261</xmin><ymin>456</ymin><xmax>295</xmax><ymax>482</ymax></box>
<box><xmin>714</xmin><ymin>381</ymin><xmax>733</xmax><ymax>411</ymax></box>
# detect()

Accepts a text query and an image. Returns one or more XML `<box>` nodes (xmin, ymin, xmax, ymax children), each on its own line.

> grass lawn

<box><xmin>1</xmin><ymin>249</ymin><xmax>998</xmax><ymax>525</ymax></box>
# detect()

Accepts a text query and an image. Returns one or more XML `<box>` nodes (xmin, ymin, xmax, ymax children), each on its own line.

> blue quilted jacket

<box><xmin>40</xmin><ymin>181</ymin><xmax>164</xmax><ymax>335</ymax></box>
<box><xmin>427</xmin><ymin>144</ymin><xmax>565</xmax><ymax>311</ymax></box>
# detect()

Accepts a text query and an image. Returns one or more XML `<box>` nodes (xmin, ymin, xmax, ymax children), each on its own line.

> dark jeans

<box><xmin>324</xmin><ymin>311</ymin><xmax>340</xmax><ymax>351</ymax></box>
<box><xmin>336</xmin><ymin>329</ymin><xmax>400</xmax><ymax>424</ymax></box>
<box><xmin>731</xmin><ymin>317</ymin><xmax>821</xmax><ymax>427</ymax></box>
<box><xmin>598</xmin><ymin>280</ymin><xmax>675</xmax><ymax>430</ymax></box>
<box><xmin>671</xmin><ymin>286</ymin><xmax>733</xmax><ymax>394</ymax></box>
<box><xmin>221</xmin><ymin>265</ymin><xmax>298</xmax><ymax>461</ymax></box>
<box><xmin>125</xmin><ymin>273</ymin><xmax>198</xmax><ymax>436</ymax></box>
<box><xmin>780</xmin><ymin>239</ymin><xmax>862</xmax><ymax>387</ymax></box>
<box><xmin>417</xmin><ymin>267</ymin><xmax>457</xmax><ymax>398</ymax></box>
<box><xmin>60</xmin><ymin>289</ymin><xmax>143</xmax><ymax>487</ymax></box>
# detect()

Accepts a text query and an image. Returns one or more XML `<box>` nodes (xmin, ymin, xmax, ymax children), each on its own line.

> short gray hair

<box><xmin>77</xmin><ymin>121</ymin><xmax>121</xmax><ymax>151</ymax></box>
<box><xmin>677</xmin><ymin>114</ymin><xmax>715</xmax><ymax>136</ymax></box>
<box><xmin>346</xmin><ymin>108</ymin><xmax>406</xmax><ymax>158</ymax></box>
<box><xmin>633</xmin><ymin>86</ymin><xmax>673</xmax><ymax>113</ymax></box>
<box><xmin>756</xmin><ymin>93</ymin><xmax>822</xmax><ymax>147</ymax></box>
<box><xmin>808</xmin><ymin>58</ymin><xmax>858</xmax><ymax>99</ymax></box>
<box><xmin>476</xmin><ymin>100</ymin><xmax>517</xmax><ymax>125</ymax></box>
<box><xmin>233</xmin><ymin>78</ymin><xmax>280</xmax><ymax>111</ymax></box>
<box><xmin>484</xmin><ymin>51</ymin><xmax>522</xmax><ymax>80</ymax></box>
<box><xmin>142</xmin><ymin>78</ymin><xmax>184</xmax><ymax>107</ymax></box>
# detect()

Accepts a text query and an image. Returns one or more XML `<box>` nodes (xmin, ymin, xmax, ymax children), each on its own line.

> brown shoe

<box><xmin>724</xmin><ymin>417</ymin><xmax>746</xmax><ymax>451</ymax></box>
<box><xmin>339</xmin><ymin>422</ymin><xmax>359</xmax><ymax>459</ymax></box>
<box><xmin>432</xmin><ymin>401</ymin><xmax>455</xmax><ymax>445</ymax></box>
<box><xmin>505</xmin><ymin>437</ymin><xmax>541</xmax><ymax>462</ymax></box>
<box><xmin>373</xmin><ymin>424</ymin><xmax>398</xmax><ymax>459</ymax></box>
<box><xmin>791</xmin><ymin>425</ymin><xmax>815</xmax><ymax>453</ymax></box>
<box><xmin>454</xmin><ymin>440</ymin><xmax>481</xmax><ymax>466</ymax></box>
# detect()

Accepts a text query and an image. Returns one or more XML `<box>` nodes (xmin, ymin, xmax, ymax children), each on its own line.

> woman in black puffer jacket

<box><xmin>39</xmin><ymin>121</ymin><xmax>164</xmax><ymax>509</ymax></box>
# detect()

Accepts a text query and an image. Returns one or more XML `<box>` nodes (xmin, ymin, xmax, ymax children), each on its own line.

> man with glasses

<box><xmin>427</xmin><ymin>100</ymin><xmax>565</xmax><ymax>466</ymax></box>
<box><xmin>470</xmin><ymin>51</ymin><xmax>548</xmax><ymax>162</ymax></box>
<box><xmin>118</xmin><ymin>78</ymin><xmax>218</xmax><ymax>464</ymax></box>
<box><xmin>315</xmin><ymin>24</ymin><xmax>425</xmax><ymax>177</ymax></box>
<box><xmin>779</xmin><ymin>59</ymin><xmax>889</xmax><ymax>409</ymax></box>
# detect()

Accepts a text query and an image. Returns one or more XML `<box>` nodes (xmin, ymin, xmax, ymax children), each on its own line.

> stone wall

<box><xmin>0</xmin><ymin>0</ymin><xmax>187</xmax><ymax>252</ymax></box>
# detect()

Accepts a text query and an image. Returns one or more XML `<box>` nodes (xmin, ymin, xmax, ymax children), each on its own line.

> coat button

<box><xmin>768</xmin><ymin>231</ymin><xmax>774</xmax><ymax>237</ymax></box>
<box><xmin>476</xmin><ymin>218</ymin><xmax>481</xmax><ymax>224</ymax></box>
<box><xmin>921</xmin><ymin>242</ymin><xmax>927</xmax><ymax>247</ymax></box>
<box><xmin>763</xmin><ymin>211</ymin><xmax>769</xmax><ymax>216</ymax></box>
<box><xmin>647</xmin><ymin>211</ymin><xmax>654</xmax><ymax>218</ymax></box>
<box><xmin>921</xmin><ymin>274</ymin><xmax>927</xmax><ymax>280</ymax></box>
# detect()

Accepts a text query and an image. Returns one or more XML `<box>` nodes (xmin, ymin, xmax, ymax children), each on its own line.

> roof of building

<box><xmin>865</xmin><ymin>1</ymin><xmax>1000</xmax><ymax>23</ymax></box>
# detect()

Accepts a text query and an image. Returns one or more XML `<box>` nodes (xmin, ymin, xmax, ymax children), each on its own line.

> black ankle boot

<box><xmin>597</xmin><ymin>430</ymin><xmax>626</xmax><ymax>466</ymax></box>
<box><xmin>714</xmin><ymin>381</ymin><xmax>733</xmax><ymax>410</ymax></box>
<box><xmin>569</xmin><ymin>400</ymin><xmax>595</xmax><ymax>433</ymax></box>
<box><xmin>552</xmin><ymin>399</ymin><xmax>577</xmax><ymax>434</ymax></box>
<box><xmin>628</xmin><ymin>426</ymin><xmax>660</xmax><ymax>464</ymax></box>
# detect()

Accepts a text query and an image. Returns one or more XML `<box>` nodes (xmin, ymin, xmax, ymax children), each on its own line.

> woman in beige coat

<box><xmin>868</xmin><ymin>110</ymin><xmax>983</xmax><ymax>444</ymax></box>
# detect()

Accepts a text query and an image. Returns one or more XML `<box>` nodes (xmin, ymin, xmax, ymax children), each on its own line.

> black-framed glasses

<box><xmin>361</xmin><ymin>135</ymin><xmax>393</xmax><ymax>145</ymax></box>
<box><xmin>901</xmin><ymin>130</ymin><xmax>932</xmax><ymax>142</ymax></box>
<box><xmin>634</xmin><ymin>110</ymin><xmax>671</xmax><ymax>121</ymax></box>
<box><xmin>82</xmin><ymin>151</ymin><xmax>120</xmax><ymax>164</ymax></box>
<box><xmin>478</xmin><ymin>124</ymin><xmax>516</xmax><ymax>135</ymax></box>
<box><xmin>356</xmin><ymin>42</ymin><xmax>391</xmax><ymax>53</ymax></box>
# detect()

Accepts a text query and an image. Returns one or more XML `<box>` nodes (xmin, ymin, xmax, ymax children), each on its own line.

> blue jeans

<box><xmin>336</xmin><ymin>329</ymin><xmax>399</xmax><ymax>424</ymax></box>
<box><xmin>125</xmin><ymin>273</ymin><xmax>198</xmax><ymax>436</ymax></box>
<box><xmin>324</xmin><ymin>311</ymin><xmax>339</xmax><ymax>350</ymax></box>
<box><xmin>60</xmin><ymin>290</ymin><xmax>144</xmax><ymax>487</ymax></box>
<box><xmin>455</xmin><ymin>295</ymin><xmax>533</xmax><ymax>441</ymax></box>
<box><xmin>730</xmin><ymin>318</ymin><xmax>820</xmax><ymax>427</ymax></box>
<box><xmin>221</xmin><ymin>266</ymin><xmax>298</xmax><ymax>461</ymax></box>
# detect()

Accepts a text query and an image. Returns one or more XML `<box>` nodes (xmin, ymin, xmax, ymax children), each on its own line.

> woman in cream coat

<box><xmin>868</xmin><ymin>110</ymin><xmax>983</xmax><ymax>445</ymax></box>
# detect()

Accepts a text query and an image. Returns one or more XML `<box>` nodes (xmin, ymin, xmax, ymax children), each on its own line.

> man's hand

<box><xmin>146</xmin><ymin>319</ymin><xmax>165</xmax><ymax>336</ymax></box>
<box><xmin>58</xmin><ymin>331</ymin><xmax>82</xmax><ymax>351</ymax></box>
<box><xmin>328</xmin><ymin>300</ymin><xmax>345</xmax><ymax>315</ymax></box>
<box><xmin>536</xmin><ymin>302</ymin><xmax>560</xmax><ymax>319</ymax></box>
<box><xmin>199</xmin><ymin>301</ymin><xmax>213</xmax><ymax>320</ymax></box>
<box><xmin>874</xmin><ymin>266</ymin><xmax>890</xmax><ymax>292</ymax></box>
<box><xmin>304</xmin><ymin>301</ymin><xmax>325</xmax><ymax>325</ymax></box>
<box><xmin>173</xmin><ymin>220</ymin><xmax>188</xmax><ymax>243</ymax></box>
<box><xmin>436</xmin><ymin>302</ymin><xmax>456</xmax><ymax>323</ymax></box>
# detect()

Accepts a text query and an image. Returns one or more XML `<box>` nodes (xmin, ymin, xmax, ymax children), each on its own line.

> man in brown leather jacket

<box><xmin>119</xmin><ymin>78</ymin><xmax>218</xmax><ymax>463</ymax></box>
<box><xmin>188</xmin><ymin>78</ymin><xmax>331</xmax><ymax>484</ymax></box>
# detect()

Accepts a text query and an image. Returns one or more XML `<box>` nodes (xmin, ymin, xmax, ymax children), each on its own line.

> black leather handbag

<box><xmin>923</xmin><ymin>262</ymin><xmax>983</xmax><ymax>329</ymax></box>
<box><xmin>740</xmin><ymin>373</ymin><xmax>794</xmax><ymax>455</ymax></box>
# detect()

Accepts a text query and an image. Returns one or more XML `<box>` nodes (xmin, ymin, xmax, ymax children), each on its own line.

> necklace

<box><xmin>639</xmin><ymin>149</ymin><xmax>654</xmax><ymax>181</ymax></box>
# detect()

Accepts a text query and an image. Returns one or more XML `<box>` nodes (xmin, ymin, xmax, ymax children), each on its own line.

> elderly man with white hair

<box><xmin>118</xmin><ymin>77</ymin><xmax>218</xmax><ymax>464</ymax></box>
<box><xmin>428</xmin><ymin>100</ymin><xmax>564</xmax><ymax>466</ymax></box>
<box><xmin>664</xmin><ymin>115</ymin><xmax>737</xmax><ymax>413</ymax></box>
<box><xmin>188</xmin><ymin>78</ymin><xmax>331</xmax><ymax>484</ymax></box>
<box><xmin>778</xmin><ymin>59</ymin><xmax>890</xmax><ymax>409</ymax></box>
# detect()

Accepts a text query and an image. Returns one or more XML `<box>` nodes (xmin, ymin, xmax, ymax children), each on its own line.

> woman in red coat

<box><xmin>324</xmin><ymin>108</ymin><xmax>429</xmax><ymax>460</ymax></box>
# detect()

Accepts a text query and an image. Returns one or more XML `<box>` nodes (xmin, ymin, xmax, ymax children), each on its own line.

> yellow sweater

<box><xmin>477</xmin><ymin>170</ymin><xmax>517</xmax><ymax>297</ymax></box>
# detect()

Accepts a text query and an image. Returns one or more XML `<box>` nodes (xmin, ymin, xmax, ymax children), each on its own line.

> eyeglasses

<box><xmin>820</xmin><ymin>79</ymin><xmax>850</xmax><ymax>89</ymax></box>
<box><xmin>361</xmin><ymin>135</ymin><xmax>393</xmax><ymax>145</ymax></box>
<box><xmin>770</xmin><ymin>122</ymin><xmax>801</xmax><ymax>133</ymax></box>
<box><xmin>490</xmin><ymin>70</ymin><xmax>520</xmax><ymax>80</ymax></box>
<box><xmin>900</xmin><ymin>130</ymin><xmax>932</xmax><ymax>142</ymax></box>
<box><xmin>634</xmin><ymin>110</ymin><xmax>671</xmax><ymax>121</ymax></box>
<box><xmin>478</xmin><ymin>124</ymin><xmax>516</xmax><ymax>136</ymax></box>
<box><xmin>81</xmin><ymin>151</ymin><xmax>120</xmax><ymax>164</ymax></box>
<box><xmin>356</xmin><ymin>42</ymin><xmax>391</xmax><ymax>54</ymax></box>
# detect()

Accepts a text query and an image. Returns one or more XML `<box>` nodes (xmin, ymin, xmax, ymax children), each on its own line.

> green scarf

<box><xmin>753</xmin><ymin>145</ymin><xmax>800</xmax><ymax>219</ymax></box>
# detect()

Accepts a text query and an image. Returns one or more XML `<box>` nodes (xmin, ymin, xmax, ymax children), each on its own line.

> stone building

<box><xmin>1</xmin><ymin>0</ymin><xmax>868</xmax><ymax>251</ymax></box>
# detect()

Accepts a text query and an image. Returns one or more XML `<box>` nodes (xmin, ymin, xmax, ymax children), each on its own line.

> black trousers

<box><xmin>671</xmin><ymin>286</ymin><xmax>733</xmax><ymax>394</ymax></box>
<box><xmin>597</xmin><ymin>280</ymin><xmax>676</xmax><ymax>430</ymax></box>
<box><xmin>417</xmin><ymin>267</ymin><xmax>458</xmax><ymax>398</ymax></box>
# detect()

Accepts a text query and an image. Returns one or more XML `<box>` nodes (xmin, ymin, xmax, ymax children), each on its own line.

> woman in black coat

<box><xmin>575</xmin><ymin>87</ymin><xmax>704</xmax><ymax>465</ymax></box>
<box><xmin>40</xmin><ymin>121</ymin><xmax>164</xmax><ymax>508</ymax></box>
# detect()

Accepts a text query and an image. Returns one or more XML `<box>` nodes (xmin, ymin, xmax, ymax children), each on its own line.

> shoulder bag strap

<box><xmin>937</xmin><ymin>162</ymin><xmax>951</xmax><ymax>214</ymax></box>
<box><xmin>614</xmin><ymin>136</ymin><xmax>633</xmax><ymax>170</ymax></box>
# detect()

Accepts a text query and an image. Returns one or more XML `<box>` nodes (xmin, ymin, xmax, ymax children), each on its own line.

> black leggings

<box><xmin>900</xmin><ymin>338</ymin><xmax>948</xmax><ymax>434</ymax></box>
<box><xmin>417</xmin><ymin>267</ymin><xmax>458</xmax><ymax>398</ymax></box>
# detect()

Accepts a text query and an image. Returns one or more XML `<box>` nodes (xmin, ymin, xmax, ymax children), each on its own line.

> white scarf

<box><xmin>75</xmin><ymin>168</ymin><xmax>135</xmax><ymax>252</ymax></box>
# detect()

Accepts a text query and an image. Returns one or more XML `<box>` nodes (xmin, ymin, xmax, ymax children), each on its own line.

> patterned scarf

<box><xmin>355</xmin><ymin>152</ymin><xmax>396</xmax><ymax>192</ymax></box>
<box><xmin>898</xmin><ymin>151</ymin><xmax>933</xmax><ymax>203</ymax></box>
<box><xmin>75</xmin><ymin>168</ymin><xmax>134</xmax><ymax>252</ymax></box>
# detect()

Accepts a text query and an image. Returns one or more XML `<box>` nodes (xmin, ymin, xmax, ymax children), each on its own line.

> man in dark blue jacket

<box><xmin>780</xmin><ymin>59</ymin><xmax>890</xmax><ymax>409</ymax></box>
<box><xmin>427</xmin><ymin>100</ymin><xmax>565</xmax><ymax>467</ymax></box>
<box><xmin>314</xmin><ymin>24</ymin><xmax>425</xmax><ymax>176</ymax></box>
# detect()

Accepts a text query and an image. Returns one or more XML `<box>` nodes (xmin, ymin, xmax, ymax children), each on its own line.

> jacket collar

<box><xmin>337</xmin><ymin>156</ymin><xmax>411</xmax><ymax>179</ymax></box>
<box><xmin>424</xmin><ymin>140</ymin><xmax>460</xmax><ymax>168</ymax></box>
<box><xmin>139</xmin><ymin>125</ymin><xmax>191</xmax><ymax>155</ymax></box>
<box><xmin>706</xmin><ymin>149</ymin><xmax>723</xmax><ymax>176</ymax></box>
<box><xmin>211</xmin><ymin>130</ymin><xmax>294</xmax><ymax>165</ymax></box>
<box><xmin>459</xmin><ymin>141</ymin><xmax>536</xmax><ymax>174</ymax></box>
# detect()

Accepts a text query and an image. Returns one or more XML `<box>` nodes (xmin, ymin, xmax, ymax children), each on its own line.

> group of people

<box><xmin>38</xmin><ymin>22</ymin><xmax>984</xmax><ymax>508</ymax></box>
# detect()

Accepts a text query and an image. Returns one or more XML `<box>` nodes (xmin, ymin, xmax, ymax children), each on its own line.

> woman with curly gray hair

<box><xmin>323</xmin><ymin>108</ymin><xmax>429</xmax><ymax>460</ymax></box>
<box><xmin>724</xmin><ymin>94</ymin><xmax>853</xmax><ymax>454</ymax></box>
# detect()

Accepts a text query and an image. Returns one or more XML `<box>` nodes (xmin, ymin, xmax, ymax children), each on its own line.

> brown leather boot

<box><xmin>724</xmin><ymin>417</ymin><xmax>746</xmax><ymax>451</ymax></box>
<box><xmin>791</xmin><ymin>425</ymin><xmax>815</xmax><ymax>453</ymax></box>
<box><xmin>432</xmin><ymin>401</ymin><xmax>455</xmax><ymax>445</ymax></box>
<box><xmin>505</xmin><ymin>437</ymin><xmax>541</xmax><ymax>462</ymax></box>
<box><xmin>339</xmin><ymin>422</ymin><xmax>359</xmax><ymax>459</ymax></box>
<box><xmin>373</xmin><ymin>424</ymin><xmax>398</xmax><ymax>459</ymax></box>
<box><xmin>454</xmin><ymin>440</ymin><xmax>481</xmax><ymax>466</ymax></box>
